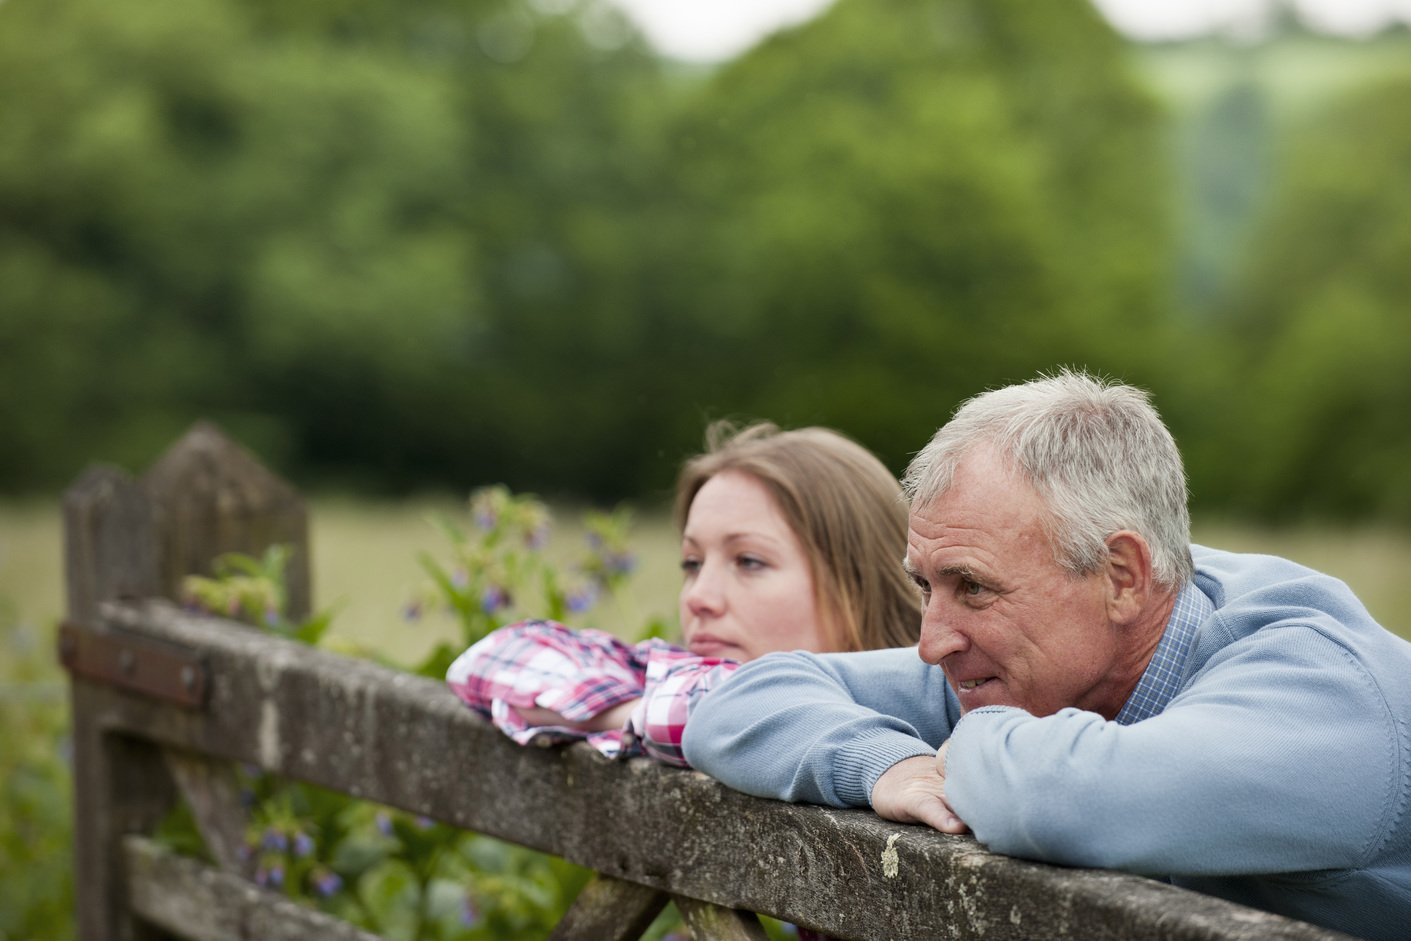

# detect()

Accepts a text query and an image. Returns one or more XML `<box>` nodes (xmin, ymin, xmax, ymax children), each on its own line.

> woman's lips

<box><xmin>687</xmin><ymin>635</ymin><xmax>734</xmax><ymax>657</ymax></box>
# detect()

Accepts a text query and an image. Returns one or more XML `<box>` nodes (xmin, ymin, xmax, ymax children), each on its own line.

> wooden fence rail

<box><xmin>59</xmin><ymin>425</ymin><xmax>1353</xmax><ymax>941</ymax></box>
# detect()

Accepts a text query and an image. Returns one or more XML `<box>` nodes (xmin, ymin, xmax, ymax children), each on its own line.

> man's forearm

<box><xmin>683</xmin><ymin>647</ymin><xmax>954</xmax><ymax>806</ymax></box>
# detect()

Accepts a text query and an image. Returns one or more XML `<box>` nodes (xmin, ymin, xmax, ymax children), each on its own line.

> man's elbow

<box><xmin>680</xmin><ymin>707</ymin><xmax>727</xmax><ymax>774</ymax></box>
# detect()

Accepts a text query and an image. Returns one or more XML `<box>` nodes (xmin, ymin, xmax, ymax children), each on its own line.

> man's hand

<box><xmin>870</xmin><ymin>744</ymin><xmax>969</xmax><ymax>835</ymax></box>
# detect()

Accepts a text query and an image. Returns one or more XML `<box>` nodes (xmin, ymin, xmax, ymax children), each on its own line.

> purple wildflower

<box><xmin>525</xmin><ymin>524</ymin><xmax>550</xmax><ymax>550</ymax></box>
<box><xmin>474</xmin><ymin>508</ymin><xmax>497</xmax><ymax>531</ymax></box>
<box><xmin>566</xmin><ymin>586</ymin><xmax>597</xmax><ymax>614</ymax></box>
<box><xmin>263</xmin><ymin>607</ymin><xmax>280</xmax><ymax>628</ymax></box>
<box><xmin>452</xmin><ymin>567</ymin><xmax>470</xmax><ymax>589</ymax></box>
<box><xmin>605</xmin><ymin>551</ymin><xmax>637</xmax><ymax>576</ymax></box>
<box><xmin>292</xmin><ymin>830</ymin><xmax>314</xmax><ymax>858</ymax></box>
<box><xmin>375</xmin><ymin>811</ymin><xmax>393</xmax><ymax>836</ymax></box>
<box><xmin>261</xmin><ymin>827</ymin><xmax>288</xmax><ymax>852</ymax></box>
<box><xmin>312</xmin><ymin>868</ymin><xmax>344</xmax><ymax>898</ymax></box>
<box><xmin>267</xmin><ymin>864</ymin><xmax>285</xmax><ymax>888</ymax></box>
<box><xmin>415</xmin><ymin>815</ymin><xmax>434</xmax><ymax>830</ymax></box>
<box><xmin>460</xmin><ymin>894</ymin><xmax>481</xmax><ymax>927</ymax></box>
<box><xmin>402</xmin><ymin>600</ymin><xmax>423</xmax><ymax>622</ymax></box>
<box><xmin>480</xmin><ymin>585</ymin><xmax>510</xmax><ymax>615</ymax></box>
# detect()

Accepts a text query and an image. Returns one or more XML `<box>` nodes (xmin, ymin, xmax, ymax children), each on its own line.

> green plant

<box><xmin>181</xmin><ymin>545</ymin><xmax>337</xmax><ymax>647</ymax></box>
<box><xmin>0</xmin><ymin>597</ymin><xmax>75</xmax><ymax>941</ymax></box>
<box><xmin>406</xmin><ymin>485</ymin><xmax>653</xmax><ymax>679</ymax></box>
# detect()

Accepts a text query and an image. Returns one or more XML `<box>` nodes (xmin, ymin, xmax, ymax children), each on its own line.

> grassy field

<box><xmin>4</xmin><ymin>497</ymin><xmax>1411</xmax><ymax>665</ymax></box>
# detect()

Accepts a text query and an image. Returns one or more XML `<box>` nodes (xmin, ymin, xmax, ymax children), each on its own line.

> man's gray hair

<box><xmin>902</xmin><ymin>369</ymin><xmax>1194</xmax><ymax>591</ymax></box>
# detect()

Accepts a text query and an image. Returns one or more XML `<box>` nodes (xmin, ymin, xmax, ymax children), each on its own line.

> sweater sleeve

<box><xmin>682</xmin><ymin>646</ymin><xmax>959</xmax><ymax>807</ymax></box>
<box><xmin>944</xmin><ymin>625</ymin><xmax>1402</xmax><ymax>877</ymax></box>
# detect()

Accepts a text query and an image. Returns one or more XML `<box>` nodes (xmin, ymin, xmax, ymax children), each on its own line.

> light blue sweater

<box><xmin>683</xmin><ymin>546</ymin><xmax>1411</xmax><ymax>940</ymax></box>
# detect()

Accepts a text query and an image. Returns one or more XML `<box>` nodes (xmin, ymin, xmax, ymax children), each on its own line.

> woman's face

<box><xmin>678</xmin><ymin>471</ymin><xmax>829</xmax><ymax>661</ymax></box>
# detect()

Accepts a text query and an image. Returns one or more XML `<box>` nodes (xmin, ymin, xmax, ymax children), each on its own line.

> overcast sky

<box><xmin>604</xmin><ymin>0</ymin><xmax>1411</xmax><ymax>63</ymax></box>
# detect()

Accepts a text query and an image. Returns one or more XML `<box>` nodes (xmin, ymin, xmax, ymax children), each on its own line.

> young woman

<box><xmin>446</xmin><ymin>421</ymin><xmax>921</xmax><ymax>764</ymax></box>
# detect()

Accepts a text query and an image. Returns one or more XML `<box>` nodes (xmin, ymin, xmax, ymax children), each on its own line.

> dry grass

<box><xmin>3</xmin><ymin>500</ymin><xmax>1408</xmax><ymax>675</ymax></box>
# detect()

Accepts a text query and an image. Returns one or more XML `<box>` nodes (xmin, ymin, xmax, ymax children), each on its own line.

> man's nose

<box><xmin>917</xmin><ymin>600</ymin><xmax>968</xmax><ymax>664</ymax></box>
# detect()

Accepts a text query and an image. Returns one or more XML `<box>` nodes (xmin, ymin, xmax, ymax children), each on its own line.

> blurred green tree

<box><xmin>0</xmin><ymin>0</ymin><xmax>1178</xmax><ymax>501</ymax></box>
<box><xmin>1213</xmin><ymin>75</ymin><xmax>1411</xmax><ymax>522</ymax></box>
<box><xmin>0</xmin><ymin>0</ymin><xmax>666</xmax><ymax>495</ymax></box>
<box><xmin>643</xmin><ymin>0</ymin><xmax>1174</xmax><ymax>473</ymax></box>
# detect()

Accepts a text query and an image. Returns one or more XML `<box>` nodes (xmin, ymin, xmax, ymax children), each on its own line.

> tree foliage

<box><xmin>3</xmin><ymin>0</ymin><xmax>1408</xmax><ymax>522</ymax></box>
<box><xmin>1211</xmin><ymin>75</ymin><xmax>1411</xmax><ymax>521</ymax></box>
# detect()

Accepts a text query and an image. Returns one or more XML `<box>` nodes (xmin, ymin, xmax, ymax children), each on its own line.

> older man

<box><xmin>682</xmin><ymin>370</ymin><xmax>1411</xmax><ymax>941</ymax></box>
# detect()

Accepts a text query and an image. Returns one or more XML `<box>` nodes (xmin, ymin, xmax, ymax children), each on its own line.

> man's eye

<box><xmin>912</xmin><ymin>577</ymin><xmax>931</xmax><ymax>596</ymax></box>
<box><xmin>962</xmin><ymin>579</ymin><xmax>985</xmax><ymax>596</ymax></box>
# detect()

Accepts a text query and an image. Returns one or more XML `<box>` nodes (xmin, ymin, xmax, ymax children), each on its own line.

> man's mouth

<box><xmin>958</xmin><ymin>677</ymin><xmax>996</xmax><ymax>691</ymax></box>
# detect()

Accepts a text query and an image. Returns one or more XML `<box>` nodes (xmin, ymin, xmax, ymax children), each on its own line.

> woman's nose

<box><xmin>682</xmin><ymin>561</ymin><xmax>725</xmax><ymax>617</ymax></box>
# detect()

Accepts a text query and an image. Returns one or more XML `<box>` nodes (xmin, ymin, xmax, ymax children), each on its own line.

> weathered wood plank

<box><xmin>64</xmin><ymin>467</ymin><xmax>174</xmax><ymax>941</ymax></box>
<box><xmin>63</xmin><ymin>465</ymin><xmax>160</xmax><ymax>626</ymax></box>
<box><xmin>675</xmin><ymin>897</ymin><xmax>768</xmax><ymax>941</ymax></box>
<box><xmin>546</xmin><ymin>875</ymin><xmax>669</xmax><ymax>941</ymax></box>
<box><xmin>85</xmin><ymin>601</ymin><xmax>1354</xmax><ymax>941</ymax></box>
<box><xmin>164</xmin><ymin>751</ymin><xmax>252</xmax><ymax>875</ymax></box>
<box><xmin>69</xmin><ymin>682</ymin><xmax>181</xmax><ymax>941</ymax></box>
<box><xmin>124</xmin><ymin>835</ymin><xmax>384</xmax><ymax>941</ymax></box>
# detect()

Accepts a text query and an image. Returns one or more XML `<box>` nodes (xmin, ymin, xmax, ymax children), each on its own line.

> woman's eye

<box><xmin>736</xmin><ymin>555</ymin><xmax>767</xmax><ymax>571</ymax></box>
<box><xmin>680</xmin><ymin>558</ymin><xmax>701</xmax><ymax>576</ymax></box>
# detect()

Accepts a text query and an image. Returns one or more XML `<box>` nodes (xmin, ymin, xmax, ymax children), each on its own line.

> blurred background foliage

<box><xmin>3</xmin><ymin>0</ymin><xmax>1411</xmax><ymax>518</ymax></box>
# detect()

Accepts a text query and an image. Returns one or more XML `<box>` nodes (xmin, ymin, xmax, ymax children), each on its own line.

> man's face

<box><xmin>905</xmin><ymin>446</ymin><xmax>1126</xmax><ymax>718</ymax></box>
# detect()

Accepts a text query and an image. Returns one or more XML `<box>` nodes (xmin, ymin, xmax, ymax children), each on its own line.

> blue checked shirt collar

<box><xmin>1114</xmin><ymin>580</ymin><xmax>1211</xmax><ymax>725</ymax></box>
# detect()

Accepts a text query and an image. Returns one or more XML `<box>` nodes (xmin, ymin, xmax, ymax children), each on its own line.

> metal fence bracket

<box><xmin>59</xmin><ymin>620</ymin><xmax>208</xmax><ymax>709</ymax></box>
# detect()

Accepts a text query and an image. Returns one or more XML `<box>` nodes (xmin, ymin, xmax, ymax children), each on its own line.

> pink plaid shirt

<box><xmin>445</xmin><ymin>620</ymin><xmax>739</xmax><ymax>765</ymax></box>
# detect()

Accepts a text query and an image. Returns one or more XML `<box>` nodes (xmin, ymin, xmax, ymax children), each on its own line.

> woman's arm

<box><xmin>446</xmin><ymin>620</ymin><xmax>672</xmax><ymax>752</ymax></box>
<box><xmin>627</xmin><ymin>655</ymin><xmax>741</xmax><ymax>766</ymax></box>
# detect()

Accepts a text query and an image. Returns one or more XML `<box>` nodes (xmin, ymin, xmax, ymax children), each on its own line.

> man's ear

<box><xmin>1104</xmin><ymin>531</ymin><xmax>1153</xmax><ymax>625</ymax></box>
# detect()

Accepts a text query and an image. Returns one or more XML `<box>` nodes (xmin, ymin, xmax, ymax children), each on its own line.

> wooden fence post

<box><xmin>141</xmin><ymin>421</ymin><xmax>310</xmax><ymax>620</ymax></box>
<box><xmin>62</xmin><ymin>424</ymin><xmax>311</xmax><ymax>941</ymax></box>
<box><xmin>63</xmin><ymin>466</ymin><xmax>176</xmax><ymax>941</ymax></box>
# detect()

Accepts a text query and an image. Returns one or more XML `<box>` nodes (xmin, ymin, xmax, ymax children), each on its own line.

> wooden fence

<box><xmin>59</xmin><ymin>425</ymin><xmax>1353</xmax><ymax>941</ymax></box>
